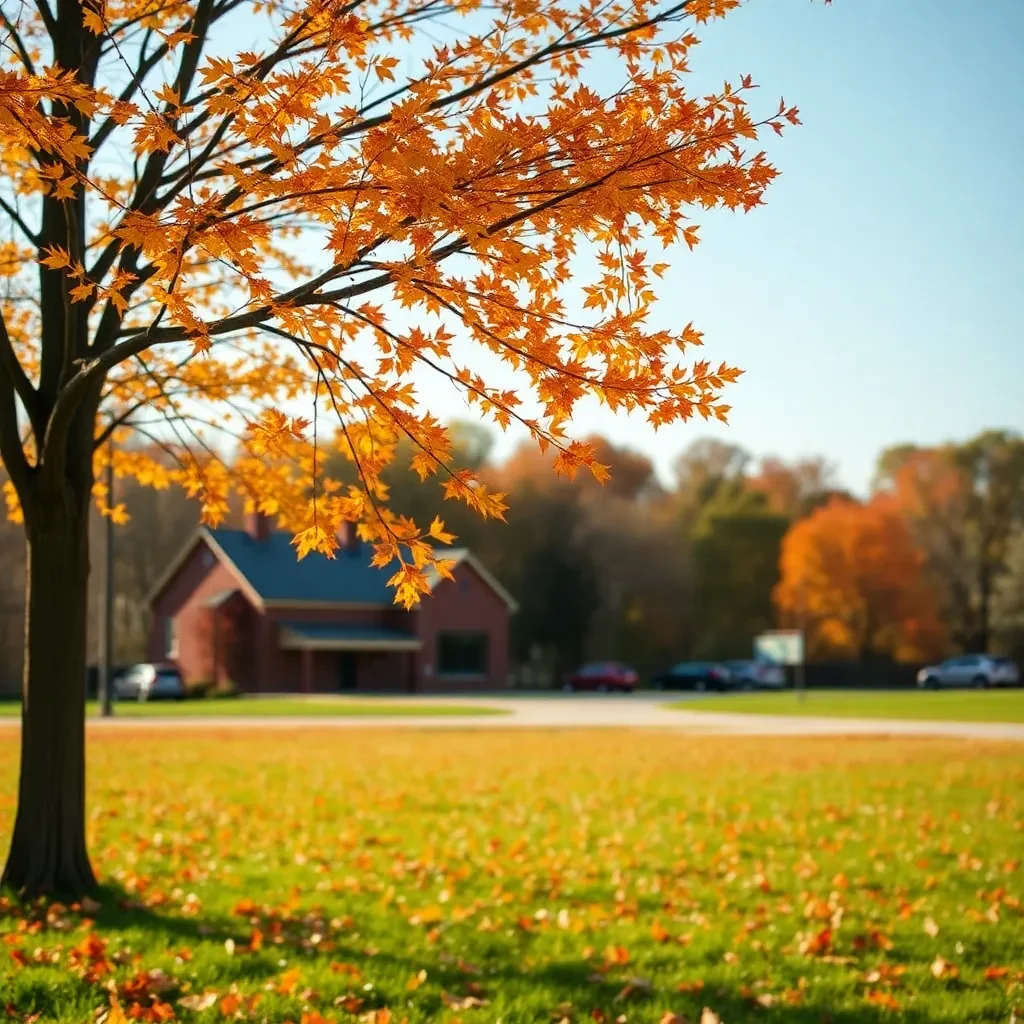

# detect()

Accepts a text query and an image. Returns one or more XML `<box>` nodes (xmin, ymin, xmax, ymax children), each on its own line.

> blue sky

<box><xmin>449</xmin><ymin>0</ymin><xmax>1024</xmax><ymax>493</ymax></box>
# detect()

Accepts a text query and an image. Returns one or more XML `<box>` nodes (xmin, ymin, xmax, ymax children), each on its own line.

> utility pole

<box><xmin>98</xmin><ymin>435</ymin><xmax>115</xmax><ymax>718</ymax></box>
<box><xmin>795</xmin><ymin>572</ymin><xmax>806</xmax><ymax>703</ymax></box>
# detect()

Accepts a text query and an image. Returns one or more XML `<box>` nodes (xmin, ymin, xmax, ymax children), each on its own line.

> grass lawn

<box><xmin>0</xmin><ymin>698</ymin><xmax>506</xmax><ymax>719</ymax></box>
<box><xmin>1</xmin><ymin>731</ymin><xmax>1022</xmax><ymax>1022</ymax></box>
<box><xmin>666</xmin><ymin>688</ymin><xmax>1024</xmax><ymax>723</ymax></box>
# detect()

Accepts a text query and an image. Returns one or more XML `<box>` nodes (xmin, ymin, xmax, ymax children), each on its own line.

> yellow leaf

<box><xmin>427</xmin><ymin>516</ymin><xmax>455</xmax><ymax>545</ymax></box>
<box><xmin>39</xmin><ymin>245</ymin><xmax>71</xmax><ymax>270</ymax></box>
<box><xmin>106</xmin><ymin>999</ymin><xmax>129</xmax><ymax>1024</ymax></box>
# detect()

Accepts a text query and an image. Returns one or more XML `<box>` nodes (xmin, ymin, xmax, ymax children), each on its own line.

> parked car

<box><xmin>563</xmin><ymin>662</ymin><xmax>638</xmax><ymax>692</ymax></box>
<box><xmin>916</xmin><ymin>654</ymin><xmax>1020</xmax><ymax>689</ymax></box>
<box><xmin>725</xmin><ymin>659</ymin><xmax>786</xmax><ymax>690</ymax></box>
<box><xmin>114</xmin><ymin>663</ymin><xmax>186</xmax><ymax>701</ymax></box>
<box><xmin>650</xmin><ymin>661</ymin><xmax>732</xmax><ymax>692</ymax></box>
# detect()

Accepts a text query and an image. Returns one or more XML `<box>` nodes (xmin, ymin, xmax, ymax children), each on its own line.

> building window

<box><xmin>437</xmin><ymin>631</ymin><xmax>488</xmax><ymax>676</ymax></box>
<box><xmin>164</xmin><ymin>617</ymin><xmax>178</xmax><ymax>658</ymax></box>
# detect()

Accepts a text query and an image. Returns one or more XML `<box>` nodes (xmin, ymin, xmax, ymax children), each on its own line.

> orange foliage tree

<box><xmin>1</xmin><ymin>0</ymin><xmax>807</xmax><ymax>893</ymax></box>
<box><xmin>774</xmin><ymin>496</ymin><xmax>947</xmax><ymax>663</ymax></box>
<box><xmin>876</xmin><ymin>435</ymin><xmax>1024</xmax><ymax>652</ymax></box>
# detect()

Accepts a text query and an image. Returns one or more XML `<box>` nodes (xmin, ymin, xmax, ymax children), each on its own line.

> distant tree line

<box><xmin>1</xmin><ymin>427</ymin><xmax>1021</xmax><ymax>695</ymax></box>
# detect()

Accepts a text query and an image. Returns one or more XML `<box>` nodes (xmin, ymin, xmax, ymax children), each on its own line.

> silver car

<box><xmin>916</xmin><ymin>654</ymin><xmax>1020</xmax><ymax>689</ymax></box>
<box><xmin>115</xmin><ymin>663</ymin><xmax>186</xmax><ymax>701</ymax></box>
<box><xmin>725</xmin><ymin>659</ymin><xmax>786</xmax><ymax>690</ymax></box>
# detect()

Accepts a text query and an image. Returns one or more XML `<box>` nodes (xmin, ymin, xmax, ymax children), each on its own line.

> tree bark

<box><xmin>1</xmin><ymin>481</ymin><xmax>97</xmax><ymax>896</ymax></box>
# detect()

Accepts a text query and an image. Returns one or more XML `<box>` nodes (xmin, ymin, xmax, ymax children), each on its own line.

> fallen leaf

<box><xmin>277</xmin><ymin>967</ymin><xmax>301</xmax><ymax>995</ymax></box>
<box><xmin>699</xmin><ymin>1010</ymin><xmax>722</xmax><ymax>1024</ymax></box>
<box><xmin>930</xmin><ymin>956</ymin><xmax>959</xmax><ymax>980</ymax></box>
<box><xmin>984</xmin><ymin>966</ymin><xmax>1009</xmax><ymax>981</ymax></box>
<box><xmin>866</xmin><ymin>990</ymin><xmax>900</xmax><ymax>1010</ymax></box>
<box><xmin>651</xmin><ymin>921</ymin><xmax>671</xmax><ymax>943</ymax></box>
<box><xmin>178</xmin><ymin>992</ymin><xmax>218</xmax><ymax>1011</ymax></box>
<box><xmin>219</xmin><ymin>993</ymin><xmax>240</xmax><ymax>1016</ymax></box>
<box><xmin>798</xmin><ymin>927</ymin><xmax>832</xmax><ymax>957</ymax></box>
<box><xmin>440</xmin><ymin>993</ymin><xmax>489</xmax><ymax>1010</ymax></box>
<box><xmin>614</xmin><ymin>977</ymin><xmax>653</xmax><ymax>1002</ymax></box>
<box><xmin>604</xmin><ymin>945</ymin><xmax>630</xmax><ymax>966</ymax></box>
<box><xmin>923</xmin><ymin>916</ymin><xmax>939</xmax><ymax>938</ymax></box>
<box><xmin>106</xmin><ymin>1000</ymin><xmax>130</xmax><ymax>1024</ymax></box>
<box><xmin>660</xmin><ymin>1014</ymin><xmax>692</xmax><ymax>1024</ymax></box>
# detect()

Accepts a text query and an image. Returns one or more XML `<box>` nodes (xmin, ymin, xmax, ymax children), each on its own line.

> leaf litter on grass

<box><xmin>0</xmin><ymin>730</ymin><xmax>1021</xmax><ymax>1022</ymax></box>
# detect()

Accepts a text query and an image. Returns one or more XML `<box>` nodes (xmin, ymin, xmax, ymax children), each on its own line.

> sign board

<box><xmin>754</xmin><ymin>630</ymin><xmax>804</xmax><ymax>666</ymax></box>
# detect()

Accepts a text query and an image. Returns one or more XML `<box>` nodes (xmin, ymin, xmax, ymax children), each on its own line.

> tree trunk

<box><xmin>1</xmin><ymin>485</ymin><xmax>96</xmax><ymax>896</ymax></box>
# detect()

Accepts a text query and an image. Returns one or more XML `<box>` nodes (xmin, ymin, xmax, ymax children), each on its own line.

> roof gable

<box><xmin>205</xmin><ymin>528</ymin><xmax>395</xmax><ymax>605</ymax></box>
<box><xmin>424</xmin><ymin>548</ymin><xmax>519</xmax><ymax>613</ymax></box>
<box><xmin>149</xmin><ymin>527</ymin><xmax>518</xmax><ymax>611</ymax></box>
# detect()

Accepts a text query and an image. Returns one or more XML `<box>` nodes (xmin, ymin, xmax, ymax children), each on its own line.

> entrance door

<box><xmin>338</xmin><ymin>652</ymin><xmax>358</xmax><ymax>691</ymax></box>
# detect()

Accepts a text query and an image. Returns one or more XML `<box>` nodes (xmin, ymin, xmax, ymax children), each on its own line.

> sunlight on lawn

<box><xmin>668</xmin><ymin>689</ymin><xmax>1024</xmax><ymax>723</ymax></box>
<box><xmin>0</xmin><ymin>731</ymin><xmax>1021</xmax><ymax>1022</ymax></box>
<box><xmin>0</xmin><ymin>700</ymin><xmax>506</xmax><ymax>718</ymax></box>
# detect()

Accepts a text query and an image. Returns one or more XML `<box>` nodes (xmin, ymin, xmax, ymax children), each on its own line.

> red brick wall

<box><xmin>259</xmin><ymin>606</ymin><xmax>414</xmax><ymax>692</ymax></box>
<box><xmin>415</xmin><ymin>560</ymin><xmax>510</xmax><ymax>692</ymax></box>
<box><xmin>148</xmin><ymin>539</ymin><xmax>254</xmax><ymax>687</ymax></box>
<box><xmin>275</xmin><ymin>649</ymin><xmax>413</xmax><ymax>692</ymax></box>
<box><xmin>150</xmin><ymin>541</ymin><xmax>509</xmax><ymax>694</ymax></box>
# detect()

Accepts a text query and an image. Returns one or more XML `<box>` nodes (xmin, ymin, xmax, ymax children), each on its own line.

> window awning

<box><xmin>279</xmin><ymin>623</ymin><xmax>421</xmax><ymax>652</ymax></box>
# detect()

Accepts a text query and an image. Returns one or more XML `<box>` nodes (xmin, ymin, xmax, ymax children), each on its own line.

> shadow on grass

<box><xmin>0</xmin><ymin>883</ymin><xmax>975</xmax><ymax>1024</ymax></box>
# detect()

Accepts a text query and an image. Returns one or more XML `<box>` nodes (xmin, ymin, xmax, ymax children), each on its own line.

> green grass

<box><xmin>0</xmin><ymin>697</ymin><xmax>506</xmax><ymax>718</ymax></box>
<box><xmin>1</xmin><ymin>730</ymin><xmax>1022</xmax><ymax>1023</ymax></box>
<box><xmin>666</xmin><ymin>688</ymin><xmax>1024</xmax><ymax>723</ymax></box>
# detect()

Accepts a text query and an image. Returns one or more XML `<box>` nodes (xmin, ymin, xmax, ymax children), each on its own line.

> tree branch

<box><xmin>0</xmin><ymin>317</ymin><xmax>33</xmax><ymax>494</ymax></box>
<box><xmin>0</xmin><ymin>6</ymin><xmax>37</xmax><ymax>73</ymax></box>
<box><xmin>0</xmin><ymin>305</ymin><xmax>43</xmax><ymax>443</ymax></box>
<box><xmin>0</xmin><ymin>195</ymin><xmax>40</xmax><ymax>246</ymax></box>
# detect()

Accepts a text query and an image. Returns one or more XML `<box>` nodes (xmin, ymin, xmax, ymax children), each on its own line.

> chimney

<box><xmin>337</xmin><ymin>520</ymin><xmax>358</xmax><ymax>552</ymax></box>
<box><xmin>244</xmin><ymin>509</ymin><xmax>272</xmax><ymax>543</ymax></box>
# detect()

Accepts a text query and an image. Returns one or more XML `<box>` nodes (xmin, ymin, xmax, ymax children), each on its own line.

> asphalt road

<box><xmin>3</xmin><ymin>693</ymin><xmax>1020</xmax><ymax>740</ymax></box>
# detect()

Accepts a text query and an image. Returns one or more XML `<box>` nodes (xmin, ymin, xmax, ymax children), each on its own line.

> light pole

<box><xmin>98</xmin><ymin>434</ymin><xmax>115</xmax><ymax>718</ymax></box>
<box><xmin>795</xmin><ymin>572</ymin><xmax>806</xmax><ymax>703</ymax></box>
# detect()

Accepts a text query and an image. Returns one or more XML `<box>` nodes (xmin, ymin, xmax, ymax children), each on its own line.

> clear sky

<box><xmin>448</xmin><ymin>0</ymin><xmax>1024</xmax><ymax>494</ymax></box>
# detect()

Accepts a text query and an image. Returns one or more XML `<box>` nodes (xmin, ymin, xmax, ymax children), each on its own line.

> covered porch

<box><xmin>278</xmin><ymin>623</ymin><xmax>422</xmax><ymax>693</ymax></box>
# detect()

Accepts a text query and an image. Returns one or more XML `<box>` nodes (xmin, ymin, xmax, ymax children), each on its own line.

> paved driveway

<box><xmin>4</xmin><ymin>693</ymin><xmax>1018</xmax><ymax>740</ymax></box>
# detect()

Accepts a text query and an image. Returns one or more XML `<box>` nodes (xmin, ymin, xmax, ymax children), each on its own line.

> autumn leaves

<box><xmin>0</xmin><ymin>0</ymin><xmax>805</xmax><ymax>608</ymax></box>
<box><xmin>3</xmin><ymin>729</ymin><xmax>1021</xmax><ymax>1021</ymax></box>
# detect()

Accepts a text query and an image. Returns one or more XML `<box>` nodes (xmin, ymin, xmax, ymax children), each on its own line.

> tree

<box><xmin>322</xmin><ymin>420</ymin><xmax>497</xmax><ymax>554</ymax></box>
<box><xmin>774</xmin><ymin>496</ymin><xmax>947</xmax><ymax>662</ymax></box>
<box><xmin>689</xmin><ymin>488</ymin><xmax>788</xmax><ymax>659</ymax></box>
<box><xmin>0</xmin><ymin>0</ymin><xmax>803</xmax><ymax>893</ymax></box>
<box><xmin>876</xmin><ymin>432</ymin><xmax>1024</xmax><ymax>651</ymax></box>
<box><xmin>491</xmin><ymin>435</ymin><xmax>682</xmax><ymax>677</ymax></box>
<box><xmin>747</xmin><ymin>455</ymin><xmax>837</xmax><ymax>519</ymax></box>
<box><xmin>993</xmin><ymin>524</ymin><xmax>1024</xmax><ymax>662</ymax></box>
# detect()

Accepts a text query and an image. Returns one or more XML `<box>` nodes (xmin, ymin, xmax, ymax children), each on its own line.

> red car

<box><xmin>564</xmin><ymin>662</ymin><xmax>638</xmax><ymax>692</ymax></box>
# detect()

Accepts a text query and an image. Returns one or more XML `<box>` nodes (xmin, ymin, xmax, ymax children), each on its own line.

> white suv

<box><xmin>114</xmin><ymin>663</ymin><xmax>187</xmax><ymax>701</ymax></box>
<box><xmin>917</xmin><ymin>654</ymin><xmax>1020</xmax><ymax>689</ymax></box>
